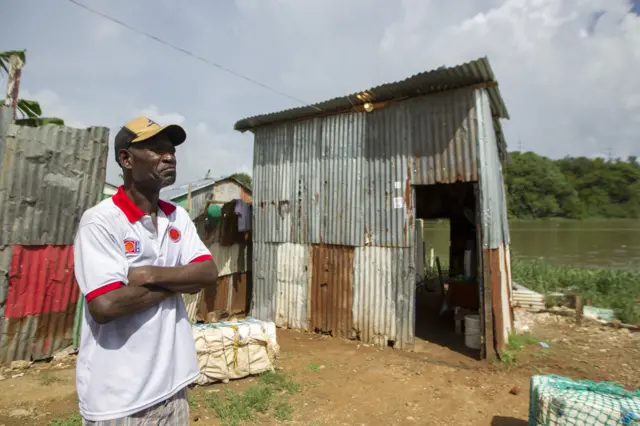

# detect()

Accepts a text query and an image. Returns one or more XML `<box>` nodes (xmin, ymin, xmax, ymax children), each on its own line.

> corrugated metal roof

<box><xmin>160</xmin><ymin>175</ymin><xmax>252</xmax><ymax>201</ymax></box>
<box><xmin>160</xmin><ymin>177</ymin><xmax>219</xmax><ymax>200</ymax></box>
<box><xmin>234</xmin><ymin>56</ymin><xmax>509</xmax><ymax>132</ymax></box>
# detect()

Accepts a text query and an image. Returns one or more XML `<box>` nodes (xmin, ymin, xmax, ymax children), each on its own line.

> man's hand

<box><xmin>127</xmin><ymin>261</ymin><xmax>217</xmax><ymax>294</ymax></box>
<box><xmin>128</xmin><ymin>266</ymin><xmax>157</xmax><ymax>288</ymax></box>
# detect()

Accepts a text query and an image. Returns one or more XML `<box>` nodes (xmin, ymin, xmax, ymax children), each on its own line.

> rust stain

<box><xmin>230</xmin><ymin>272</ymin><xmax>253</xmax><ymax>314</ymax></box>
<box><xmin>482</xmin><ymin>248</ymin><xmax>495</xmax><ymax>360</ymax></box>
<box><xmin>297</xmin><ymin>180</ymin><xmax>303</xmax><ymax>219</ymax></box>
<box><xmin>310</xmin><ymin>245</ymin><xmax>354</xmax><ymax>339</ymax></box>
<box><xmin>488</xmin><ymin>248</ymin><xmax>506</xmax><ymax>353</ymax></box>
<box><xmin>404</xmin><ymin>164</ymin><xmax>412</xmax><ymax>209</ymax></box>
<box><xmin>2</xmin><ymin>308</ymin><xmax>77</xmax><ymax>362</ymax></box>
<box><xmin>203</xmin><ymin>275</ymin><xmax>230</xmax><ymax>312</ymax></box>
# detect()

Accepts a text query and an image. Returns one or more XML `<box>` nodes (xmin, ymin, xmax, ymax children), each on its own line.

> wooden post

<box><xmin>186</xmin><ymin>183</ymin><xmax>192</xmax><ymax>212</ymax></box>
<box><xmin>5</xmin><ymin>54</ymin><xmax>24</xmax><ymax>120</ymax></box>
<box><xmin>576</xmin><ymin>295</ymin><xmax>584</xmax><ymax>326</ymax></box>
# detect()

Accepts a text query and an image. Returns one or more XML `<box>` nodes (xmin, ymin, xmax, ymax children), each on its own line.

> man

<box><xmin>73</xmin><ymin>116</ymin><xmax>218</xmax><ymax>424</ymax></box>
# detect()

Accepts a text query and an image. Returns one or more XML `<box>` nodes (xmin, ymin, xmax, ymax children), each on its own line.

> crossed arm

<box><xmin>87</xmin><ymin>260</ymin><xmax>218</xmax><ymax>324</ymax></box>
<box><xmin>75</xmin><ymin>220</ymin><xmax>218</xmax><ymax>325</ymax></box>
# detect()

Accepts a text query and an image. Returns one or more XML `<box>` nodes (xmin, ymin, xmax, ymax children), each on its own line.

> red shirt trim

<box><xmin>112</xmin><ymin>186</ymin><xmax>177</xmax><ymax>222</ymax></box>
<box><xmin>86</xmin><ymin>282</ymin><xmax>125</xmax><ymax>302</ymax></box>
<box><xmin>189</xmin><ymin>254</ymin><xmax>213</xmax><ymax>264</ymax></box>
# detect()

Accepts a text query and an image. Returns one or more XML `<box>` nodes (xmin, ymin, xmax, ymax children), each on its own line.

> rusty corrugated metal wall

<box><xmin>252</xmin><ymin>242</ymin><xmax>277</xmax><ymax>321</ymax></box>
<box><xmin>352</xmin><ymin>247</ymin><xmax>415</xmax><ymax>349</ymax></box>
<box><xmin>253</xmin><ymin>113</ymin><xmax>366</xmax><ymax>246</ymax></box>
<box><xmin>0</xmin><ymin>107</ymin><xmax>109</xmax><ymax>361</ymax></box>
<box><xmin>0</xmin><ymin>119</ymin><xmax>108</xmax><ymax>246</ymax></box>
<box><xmin>249</xmin><ymin>88</ymin><xmax>510</xmax><ymax>351</ymax></box>
<box><xmin>476</xmin><ymin>88</ymin><xmax>513</xmax><ymax>353</ymax></box>
<box><xmin>310</xmin><ymin>245</ymin><xmax>354</xmax><ymax>339</ymax></box>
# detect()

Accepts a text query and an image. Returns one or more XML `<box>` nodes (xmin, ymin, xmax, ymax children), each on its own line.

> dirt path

<box><xmin>0</xmin><ymin>311</ymin><xmax>638</xmax><ymax>426</ymax></box>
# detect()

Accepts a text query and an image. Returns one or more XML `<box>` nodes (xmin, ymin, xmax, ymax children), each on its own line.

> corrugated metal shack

<box><xmin>187</xmin><ymin>200</ymin><xmax>252</xmax><ymax>321</ymax></box>
<box><xmin>234</xmin><ymin>57</ymin><xmax>513</xmax><ymax>358</ymax></box>
<box><xmin>160</xmin><ymin>175</ymin><xmax>252</xmax><ymax>220</ymax></box>
<box><xmin>0</xmin><ymin>106</ymin><xmax>109</xmax><ymax>362</ymax></box>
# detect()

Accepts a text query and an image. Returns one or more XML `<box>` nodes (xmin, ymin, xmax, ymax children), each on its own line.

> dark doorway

<box><xmin>414</xmin><ymin>182</ymin><xmax>481</xmax><ymax>359</ymax></box>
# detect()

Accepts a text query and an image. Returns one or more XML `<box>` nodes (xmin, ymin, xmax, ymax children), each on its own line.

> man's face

<box><xmin>119</xmin><ymin>133</ymin><xmax>177</xmax><ymax>189</ymax></box>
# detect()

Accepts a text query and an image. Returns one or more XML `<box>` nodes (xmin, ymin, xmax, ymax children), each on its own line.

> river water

<box><xmin>421</xmin><ymin>219</ymin><xmax>640</xmax><ymax>270</ymax></box>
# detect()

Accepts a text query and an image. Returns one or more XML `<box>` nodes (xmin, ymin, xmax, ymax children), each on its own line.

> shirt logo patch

<box><xmin>168</xmin><ymin>227</ymin><xmax>181</xmax><ymax>243</ymax></box>
<box><xmin>123</xmin><ymin>239</ymin><xmax>140</xmax><ymax>255</ymax></box>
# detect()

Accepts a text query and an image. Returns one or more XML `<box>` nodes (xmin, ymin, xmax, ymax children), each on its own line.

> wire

<box><xmin>273</xmin><ymin>0</ymin><xmax>354</xmax><ymax>107</ymax></box>
<box><xmin>66</xmin><ymin>0</ymin><xmax>322</xmax><ymax>111</ymax></box>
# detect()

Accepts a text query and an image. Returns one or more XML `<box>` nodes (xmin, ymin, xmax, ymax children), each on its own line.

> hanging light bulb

<box><xmin>363</xmin><ymin>102</ymin><xmax>374</xmax><ymax>112</ymax></box>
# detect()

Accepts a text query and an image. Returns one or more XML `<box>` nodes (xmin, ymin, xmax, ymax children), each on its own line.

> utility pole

<box><xmin>4</xmin><ymin>54</ymin><xmax>24</xmax><ymax>120</ymax></box>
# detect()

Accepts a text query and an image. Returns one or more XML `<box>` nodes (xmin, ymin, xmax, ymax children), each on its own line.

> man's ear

<box><xmin>118</xmin><ymin>149</ymin><xmax>133</xmax><ymax>170</ymax></box>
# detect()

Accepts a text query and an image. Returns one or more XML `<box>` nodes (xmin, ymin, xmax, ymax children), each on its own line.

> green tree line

<box><xmin>505</xmin><ymin>152</ymin><xmax>640</xmax><ymax>219</ymax></box>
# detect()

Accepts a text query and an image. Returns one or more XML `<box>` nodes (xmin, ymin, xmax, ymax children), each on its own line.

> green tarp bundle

<box><xmin>529</xmin><ymin>375</ymin><xmax>640</xmax><ymax>425</ymax></box>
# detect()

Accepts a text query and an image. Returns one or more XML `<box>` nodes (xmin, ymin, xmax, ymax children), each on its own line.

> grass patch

<box><xmin>47</xmin><ymin>413</ymin><xmax>82</xmax><ymax>426</ymax></box>
<box><xmin>425</xmin><ymin>258</ymin><xmax>640</xmax><ymax>324</ymax></box>
<box><xmin>278</xmin><ymin>352</ymin><xmax>293</xmax><ymax>361</ymax></box>
<box><xmin>512</xmin><ymin>259</ymin><xmax>640</xmax><ymax>325</ymax></box>
<box><xmin>497</xmin><ymin>332</ymin><xmax>539</xmax><ymax>369</ymax></box>
<box><xmin>498</xmin><ymin>350</ymin><xmax>519</xmax><ymax>368</ymax></box>
<box><xmin>507</xmin><ymin>332</ymin><xmax>538</xmax><ymax>351</ymax></box>
<box><xmin>39</xmin><ymin>371</ymin><xmax>61</xmax><ymax>386</ymax></box>
<box><xmin>188</xmin><ymin>393</ymin><xmax>199</xmax><ymax>410</ymax></box>
<box><xmin>260</xmin><ymin>370</ymin><xmax>300</xmax><ymax>394</ymax></box>
<box><xmin>204</xmin><ymin>371</ymin><xmax>299</xmax><ymax>426</ymax></box>
<box><xmin>305</xmin><ymin>362</ymin><xmax>322</xmax><ymax>373</ymax></box>
<box><xmin>274</xmin><ymin>401</ymin><xmax>293</xmax><ymax>421</ymax></box>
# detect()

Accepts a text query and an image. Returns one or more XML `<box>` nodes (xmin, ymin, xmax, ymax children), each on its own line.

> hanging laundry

<box><xmin>234</xmin><ymin>200</ymin><xmax>252</xmax><ymax>232</ymax></box>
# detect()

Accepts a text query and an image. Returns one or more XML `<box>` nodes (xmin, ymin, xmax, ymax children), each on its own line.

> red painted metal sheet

<box><xmin>4</xmin><ymin>245</ymin><xmax>79</xmax><ymax>318</ymax></box>
<box><xmin>1</xmin><ymin>245</ymin><xmax>79</xmax><ymax>361</ymax></box>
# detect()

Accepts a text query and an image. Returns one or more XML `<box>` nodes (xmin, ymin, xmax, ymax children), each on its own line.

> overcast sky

<box><xmin>2</xmin><ymin>0</ymin><xmax>640</xmax><ymax>185</ymax></box>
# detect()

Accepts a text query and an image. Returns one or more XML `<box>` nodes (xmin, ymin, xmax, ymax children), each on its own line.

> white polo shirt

<box><xmin>73</xmin><ymin>186</ymin><xmax>212</xmax><ymax>421</ymax></box>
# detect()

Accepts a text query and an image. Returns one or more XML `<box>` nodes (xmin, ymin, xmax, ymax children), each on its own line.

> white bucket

<box><xmin>464</xmin><ymin>314</ymin><xmax>481</xmax><ymax>350</ymax></box>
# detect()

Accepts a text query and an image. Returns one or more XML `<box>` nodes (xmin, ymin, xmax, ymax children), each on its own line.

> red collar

<box><xmin>112</xmin><ymin>186</ymin><xmax>177</xmax><ymax>223</ymax></box>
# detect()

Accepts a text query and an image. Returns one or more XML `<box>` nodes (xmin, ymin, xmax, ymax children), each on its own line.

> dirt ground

<box><xmin>0</xmin><ymin>310</ymin><xmax>638</xmax><ymax>426</ymax></box>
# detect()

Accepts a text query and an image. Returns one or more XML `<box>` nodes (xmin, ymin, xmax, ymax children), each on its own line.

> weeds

<box><xmin>274</xmin><ymin>401</ymin><xmax>293</xmax><ymax>421</ymax></box>
<box><xmin>507</xmin><ymin>333</ymin><xmax>538</xmax><ymax>351</ymax></box>
<box><xmin>204</xmin><ymin>370</ymin><xmax>299</xmax><ymax>426</ymax></box>
<box><xmin>497</xmin><ymin>332</ymin><xmax>539</xmax><ymax>369</ymax></box>
<box><xmin>39</xmin><ymin>371</ymin><xmax>61</xmax><ymax>386</ymax></box>
<box><xmin>46</xmin><ymin>413</ymin><xmax>82</xmax><ymax>426</ymax></box>
<box><xmin>305</xmin><ymin>362</ymin><xmax>322</xmax><ymax>373</ymax></box>
<box><xmin>188</xmin><ymin>393</ymin><xmax>198</xmax><ymax>410</ymax></box>
<box><xmin>498</xmin><ymin>350</ymin><xmax>519</xmax><ymax>368</ymax></box>
<box><xmin>511</xmin><ymin>259</ymin><xmax>640</xmax><ymax>325</ymax></box>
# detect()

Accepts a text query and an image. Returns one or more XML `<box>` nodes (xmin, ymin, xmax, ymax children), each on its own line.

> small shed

<box><xmin>234</xmin><ymin>57</ymin><xmax>513</xmax><ymax>358</ymax></box>
<box><xmin>102</xmin><ymin>182</ymin><xmax>118</xmax><ymax>201</ymax></box>
<box><xmin>160</xmin><ymin>175</ymin><xmax>252</xmax><ymax>220</ymax></box>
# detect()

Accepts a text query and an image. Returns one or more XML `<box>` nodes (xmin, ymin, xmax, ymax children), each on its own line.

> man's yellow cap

<box><xmin>114</xmin><ymin>116</ymin><xmax>186</xmax><ymax>163</ymax></box>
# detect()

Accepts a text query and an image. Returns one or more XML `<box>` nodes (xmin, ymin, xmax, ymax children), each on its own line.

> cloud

<box><xmin>133</xmin><ymin>105</ymin><xmax>186</xmax><ymax>126</ymax></box>
<box><xmin>2</xmin><ymin>0</ymin><xmax>639</xmax><ymax>189</ymax></box>
<box><xmin>20</xmin><ymin>89</ymin><xmax>88</xmax><ymax>129</ymax></box>
<box><xmin>91</xmin><ymin>18</ymin><xmax>123</xmax><ymax>43</ymax></box>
